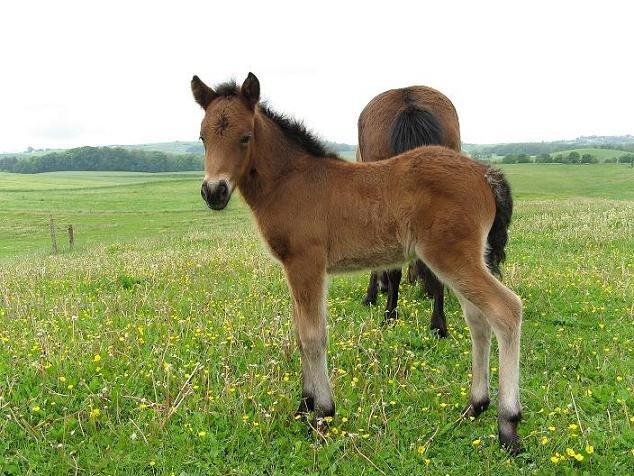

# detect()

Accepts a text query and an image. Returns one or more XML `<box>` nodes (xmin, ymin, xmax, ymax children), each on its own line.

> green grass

<box><xmin>499</xmin><ymin>163</ymin><xmax>634</xmax><ymax>200</ymax></box>
<box><xmin>1</xmin><ymin>165</ymin><xmax>631</xmax><ymax>259</ymax></box>
<box><xmin>0</xmin><ymin>165</ymin><xmax>633</xmax><ymax>474</ymax></box>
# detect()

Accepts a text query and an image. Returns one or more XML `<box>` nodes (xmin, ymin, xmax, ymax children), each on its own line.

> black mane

<box><xmin>259</xmin><ymin>105</ymin><xmax>340</xmax><ymax>159</ymax></box>
<box><xmin>211</xmin><ymin>80</ymin><xmax>339</xmax><ymax>159</ymax></box>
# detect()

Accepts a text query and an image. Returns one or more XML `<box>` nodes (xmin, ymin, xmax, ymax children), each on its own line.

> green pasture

<box><xmin>0</xmin><ymin>164</ymin><xmax>632</xmax><ymax>474</ymax></box>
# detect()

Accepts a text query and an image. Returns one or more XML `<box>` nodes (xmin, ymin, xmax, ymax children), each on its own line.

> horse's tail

<box><xmin>484</xmin><ymin>167</ymin><xmax>513</xmax><ymax>277</ymax></box>
<box><xmin>389</xmin><ymin>104</ymin><xmax>443</xmax><ymax>155</ymax></box>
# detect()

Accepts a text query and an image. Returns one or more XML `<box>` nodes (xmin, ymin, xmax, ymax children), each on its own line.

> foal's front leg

<box><xmin>284</xmin><ymin>259</ymin><xmax>334</xmax><ymax>428</ymax></box>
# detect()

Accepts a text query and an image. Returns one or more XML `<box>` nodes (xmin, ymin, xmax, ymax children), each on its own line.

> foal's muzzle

<box><xmin>201</xmin><ymin>179</ymin><xmax>231</xmax><ymax>210</ymax></box>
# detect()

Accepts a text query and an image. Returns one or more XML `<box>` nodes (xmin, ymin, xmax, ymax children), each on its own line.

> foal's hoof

<box><xmin>462</xmin><ymin>397</ymin><xmax>490</xmax><ymax>419</ymax></box>
<box><xmin>362</xmin><ymin>294</ymin><xmax>377</xmax><ymax>306</ymax></box>
<box><xmin>499</xmin><ymin>413</ymin><xmax>523</xmax><ymax>456</ymax></box>
<box><xmin>500</xmin><ymin>432</ymin><xmax>523</xmax><ymax>456</ymax></box>
<box><xmin>294</xmin><ymin>395</ymin><xmax>314</xmax><ymax>417</ymax></box>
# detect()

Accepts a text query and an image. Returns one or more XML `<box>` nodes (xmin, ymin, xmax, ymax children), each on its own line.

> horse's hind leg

<box><xmin>430</xmin><ymin>287</ymin><xmax>447</xmax><ymax>337</ymax></box>
<box><xmin>362</xmin><ymin>271</ymin><xmax>379</xmax><ymax>306</ymax></box>
<box><xmin>383</xmin><ymin>268</ymin><xmax>402</xmax><ymax>323</ymax></box>
<box><xmin>378</xmin><ymin>271</ymin><xmax>388</xmax><ymax>293</ymax></box>
<box><xmin>420</xmin><ymin>263</ymin><xmax>448</xmax><ymax>338</ymax></box>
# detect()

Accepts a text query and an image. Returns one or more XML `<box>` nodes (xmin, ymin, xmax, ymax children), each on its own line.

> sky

<box><xmin>1</xmin><ymin>0</ymin><xmax>632</xmax><ymax>153</ymax></box>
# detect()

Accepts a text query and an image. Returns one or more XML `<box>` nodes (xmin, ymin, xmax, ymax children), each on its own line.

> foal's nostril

<box><xmin>201</xmin><ymin>182</ymin><xmax>209</xmax><ymax>202</ymax></box>
<box><xmin>217</xmin><ymin>181</ymin><xmax>228</xmax><ymax>199</ymax></box>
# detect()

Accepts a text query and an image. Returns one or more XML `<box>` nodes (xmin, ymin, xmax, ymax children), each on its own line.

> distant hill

<box><xmin>4</xmin><ymin>135</ymin><xmax>634</xmax><ymax>167</ymax></box>
<box><xmin>116</xmin><ymin>140</ymin><xmax>356</xmax><ymax>156</ymax></box>
<box><xmin>463</xmin><ymin>135</ymin><xmax>634</xmax><ymax>157</ymax></box>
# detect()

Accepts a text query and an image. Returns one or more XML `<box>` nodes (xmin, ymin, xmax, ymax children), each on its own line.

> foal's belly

<box><xmin>326</xmin><ymin>244</ymin><xmax>414</xmax><ymax>274</ymax></box>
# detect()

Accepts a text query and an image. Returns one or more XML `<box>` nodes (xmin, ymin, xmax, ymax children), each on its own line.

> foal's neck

<box><xmin>238</xmin><ymin>112</ymin><xmax>308</xmax><ymax>209</ymax></box>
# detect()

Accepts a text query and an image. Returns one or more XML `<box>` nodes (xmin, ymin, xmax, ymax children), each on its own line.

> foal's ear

<box><xmin>241</xmin><ymin>72</ymin><xmax>260</xmax><ymax>109</ymax></box>
<box><xmin>191</xmin><ymin>75</ymin><xmax>217</xmax><ymax>109</ymax></box>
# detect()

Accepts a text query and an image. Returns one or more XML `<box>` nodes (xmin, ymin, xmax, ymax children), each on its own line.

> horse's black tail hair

<box><xmin>484</xmin><ymin>167</ymin><xmax>513</xmax><ymax>277</ymax></box>
<box><xmin>389</xmin><ymin>104</ymin><xmax>443</xmax><ymax>155</ymax></box>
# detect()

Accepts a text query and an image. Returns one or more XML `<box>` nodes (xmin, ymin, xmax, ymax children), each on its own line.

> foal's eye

<box><xmin>239</xmin><ymin>133</ymin><xmax>252</xmax><ymax>147</ymax></box>
<box><xmin>199</xmin><ymin>135</ymin><xmax>205</xmax><ymax>143</ymax></box>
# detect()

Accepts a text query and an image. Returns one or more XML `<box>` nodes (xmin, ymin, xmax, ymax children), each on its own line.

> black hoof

<box><xmin>362</xmin><ymin>294</ymin><xmax>377</xmax><ymax>306</ymax></box>
<box><xmin>430</xmin><ymin>315</ymin><xmax>448</xmax><ymax>338</ymax></box>
<box><xmin>499</xmin><ymin>413</ymin><xmax>523</xmax><ymax>456</ymax></box>
<box><xmin>500</xmin><ymin>432</ymin><xmax>523</xmax><ymax>456</ymax></box>
<box><xmin>294</xmin><ymin>394</ymin><xmax>314</xmax><ymax>417</ymax></box>
<box><xmin>430</xmin><ymin>324</ymin><xmax>448</xmax><ymax>338</ymax></box>
<box><xmin>307</xmin><ymin>403</ymin><xmax>336</xmax><ymax>437</ymax></box>
<box><xmin>462</xmin><ymin>397</ymin><xmax>490</xmax><ymax>418</ymax></box>
<box><xmin>382</xmin><ymin>309</ymin><xmax>398</xmax><ymax>326</ymax></box>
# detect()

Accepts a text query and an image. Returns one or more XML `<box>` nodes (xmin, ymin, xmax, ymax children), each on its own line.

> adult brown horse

<box><xmin>357</xmin><ymin>86</ymin><xmax>461</xmax><ymax>335</ymax></box>
<box><xmin>358</xmin><ymin>86</ymin><xmax>510</xmax><ymax>337</ymax></box>
<box><xmin>191</xmin><ymin>73</ymin><xmax>523</xmax><ymax>454</ymax></box>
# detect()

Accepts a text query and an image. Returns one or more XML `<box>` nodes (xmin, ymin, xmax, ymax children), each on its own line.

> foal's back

<box><xmin>357</xmin><ymin>86</ymin><xmax>461</xmax><ymax>162</ymax></box>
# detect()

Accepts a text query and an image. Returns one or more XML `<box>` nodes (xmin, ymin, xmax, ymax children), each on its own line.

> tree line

<box><xmin>466</xmin><ymin>141</ymin><xmax>634</xmax><ymax>157</ymax></box>
<box><xmin>500</xmin><ymin>151</ymin><xmax>634</xmax><ymax>164</ymax></box>
<box><xmin>0</xmin><ymin>147</ymin><xmax>203</xmax><ymax>174</ymax></box>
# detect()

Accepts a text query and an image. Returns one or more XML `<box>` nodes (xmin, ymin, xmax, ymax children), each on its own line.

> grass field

<box><xmin>0</xmin><ymin>165</ymin><xmax>633</xmax><ymax>474</ymax></box>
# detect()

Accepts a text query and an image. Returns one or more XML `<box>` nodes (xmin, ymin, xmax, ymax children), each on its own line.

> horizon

<box><xmin>3</xmin><ymin>133</ymin><xmax>634</xmax><ymax>156</ymax></box>
<box><xmin>1</xmin><ymin>1</ymin><xmax>633</xmax><ymax>153</ymax></box>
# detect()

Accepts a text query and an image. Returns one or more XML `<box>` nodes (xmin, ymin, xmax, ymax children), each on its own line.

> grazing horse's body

<box><xmin>357</xmin><ymin>86</ymin><xmax>462</xmax><ymax>335</ymax></box>
<box><xmin>191</xmin><ymin>73</ymin><xmax>523</xmax><ymax>454</ymax></box>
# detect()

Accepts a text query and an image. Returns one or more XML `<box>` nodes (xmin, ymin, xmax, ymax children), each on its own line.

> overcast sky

<box><xmin>1</xmin><ymin>0</ymin><xmax>632</xmax><ymax>152</ymax></box>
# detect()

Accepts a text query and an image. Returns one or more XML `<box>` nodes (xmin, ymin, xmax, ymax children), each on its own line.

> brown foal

<box><xmin>191</xmin><ymin>73</ymin><xmax>523</xmax><ymax>454</ymax></box>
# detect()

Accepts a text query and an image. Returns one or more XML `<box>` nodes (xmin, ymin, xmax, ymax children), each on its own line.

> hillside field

<box><xmin>0</xmin><ymin>164</ymin><xmax>632</xmax><ymax>474</ymax></box>
<box><xmin>549</xmin><ymin>148</ymin><xmax>627</xmax><ymax>161</ymax></box>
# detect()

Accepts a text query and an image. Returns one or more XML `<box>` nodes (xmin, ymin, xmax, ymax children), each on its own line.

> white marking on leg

<box><xmin>459</xmin><ymin>296</ymin><xmax>491</xmax><ymax>405</ymax></box>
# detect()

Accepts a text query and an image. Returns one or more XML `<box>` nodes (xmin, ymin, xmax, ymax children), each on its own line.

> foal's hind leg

<box><xmin>383</xmin><ymin>268</ymin><xmax>402</xmax><ymax>322</ymax></box>
<box><xmin>460</xmin><ymin>274</ymin><xmax>522</xmax><ymax>453</ymax></box>
<box><xmin>419</xmin><ymin>248</ymin><xmax>523</xmax><ymax>454</ymax></box>
<box><xmin>457</xmin><ymin>296</ymin><xmax>492</xmax><ymax>417</ymax></box>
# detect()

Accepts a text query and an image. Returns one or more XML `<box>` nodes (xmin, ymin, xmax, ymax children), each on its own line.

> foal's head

<box><xmin>191</xmin><ymin>73</ymin><xmax>260</xmax><ymax>210</ymax></box>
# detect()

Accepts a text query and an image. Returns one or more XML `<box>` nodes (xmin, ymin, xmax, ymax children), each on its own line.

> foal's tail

<box><xmin>484</xmin><ymin>167</ymin><xmax>513</xmax><ymax>277</ymax></box>
<box><xmin>389</xmin><ymin>105</ymin><xmax>443</xmax><ymax>155</ymax></box>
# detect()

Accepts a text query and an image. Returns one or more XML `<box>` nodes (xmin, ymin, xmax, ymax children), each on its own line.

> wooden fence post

<box><xmin>49</xmin><ymin>216</ymin><xmax>58</xmax><ymax>255</ymax></box>
<box><xmin>68</xmin><ymin>225</ymin><xmax>74</xmax><ymax>249</ymax></box>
